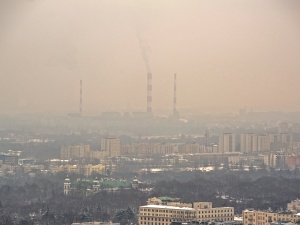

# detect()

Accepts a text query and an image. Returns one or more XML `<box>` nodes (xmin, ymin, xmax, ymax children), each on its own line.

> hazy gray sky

<box><xmin>1</xmin><ymin>0</ymin><xmax>300</xmax><ymax>115</ymax></box>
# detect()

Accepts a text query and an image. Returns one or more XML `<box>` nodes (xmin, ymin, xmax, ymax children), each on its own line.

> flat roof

<box><xmin>141</xmin><ymin>205</ymin><xmax>195</xmax><ymax>211</ymax></box>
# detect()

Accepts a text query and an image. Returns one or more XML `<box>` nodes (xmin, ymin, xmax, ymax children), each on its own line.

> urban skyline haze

<box><xmin>1</xmin><ymin>0</ymin><xmax>300</xmax><ymax>115</ymax></box>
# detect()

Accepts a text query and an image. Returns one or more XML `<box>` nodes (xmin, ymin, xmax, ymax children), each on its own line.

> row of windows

<box><xmin>140</xmin><ymin>211</ymin><xmax>194</xmax><ymax>215</ymax></box>
<box><xmin>141</xmin><ymin>222</ymin><xmax>167</xmax><ymax>225</ymax></box>
<box><xmin>142</xmin><ymin>209</ymin><xmax>193</xmax><ymax>213</ymax></box>
<box><xmin>140</xmin><ymin>217</ymin><xmax>234</xmax><ymax>222</ymax></box>
<box><xmin>198</xmin><ymin>209</ymin><xmax>233</xmax><ymax>213</ymax></box>
<box><xmin>140</xmin><ymin>218</ymin><xmax>171</xmax><ymax>221</ymax></box>
<box><xmin>141</xmin><ymin>209</ymin><xmax>233</xmax><ymax>213</ymax></box>
<box><xmin>140</xmin><ymin>214</ymin><xmax>194</xmax><ymax>217</ymax></box>
<box><xmin>198</xmin><ymin>214</ymin><xmax>232</xmax><ymax>218</ymax></box>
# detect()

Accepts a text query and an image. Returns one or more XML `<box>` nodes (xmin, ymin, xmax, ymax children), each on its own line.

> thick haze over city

<box><xmin>2</xmin><ymin>2</ymin><xmax>300</xmax><ymax>225</ymax></box>
<box><xmin>1</xmin><ymin>0</ymin><xmax>300</xmax><ymax>115</ymax></box>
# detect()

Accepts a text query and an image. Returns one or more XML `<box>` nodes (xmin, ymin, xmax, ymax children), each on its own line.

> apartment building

<box><xmin>264</xmin><ymin>153</ymin><xmax>290</xmax><ymax>169</ymax></box>
<box><xmin>286</xmin><ymin>156</ymin><xmax>300</xmax><ymax>170</ymax></box>
<box><xmin>240</xmin><ymin>133</ymin><xmax>293</xmax><ymax>153</ymax></box>
<box><xmin>178</xmin><ymin>144</ymin><xmax>202</xmax><ymax>154</ymax></box>
<box><xmin>61</xmin><ymin>144</ymin><xmax>91</xmax><ymax>160</ymax></box>
<box><xmin>101</xmin><ymin>138</ymin><xmax>121</xmax><ymax>158</ymax></box>
<box><xmin>121</xmin><ymin>143</ymin><xmax>218</xmax><ymax>156</ymax></box>
<box><xmin>219</xmin><ymin>133</ymin><xmax>236</xmax><ymax>153</ymax></box>
<box><xmin>138</xmin><ymin>197</ymin><xmax>234</xmax><ymax>225</ymax></box>
<box><xmin>243</xmin><ymin>209</ymin><xmax>300</xmax><ymax>225</ymax></box>
<box><xmin>50</xmin><ymin>164</ymin><xmax>105</xmax><ymax>176</ymax></box>
<box><xmin>240</xmin><ymin>134</ymin><xmax>270</xmax><ymax>153</ymax></box>
<box><xmin>241</xmin><ymin>134</ymin><xmax>258</xmax><ymax>153</ymax></box>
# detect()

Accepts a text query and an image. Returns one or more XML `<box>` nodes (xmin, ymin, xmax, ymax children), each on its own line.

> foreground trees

<box><xmin>0</xmin><ymin>170</ymin><xmax>299</xmax><ymax>224</ymax></box>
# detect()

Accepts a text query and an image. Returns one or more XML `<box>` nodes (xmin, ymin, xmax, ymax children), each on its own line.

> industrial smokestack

<box><xmin>173</xmin><ymin>73</ymin><xmax>177</xmax><ymax>115</ymax></box>
<box><xmin>147</xmin><ymin>73</ymin><xmax>152</xmax><ymax>113</ymax></box>
<box><xmin>136</xmin><ymin>29</ymin><xmax>153</xmax><ymax>114</ymax></box>
<box><xmin>80</xmin><ymin>80</ymin><xmax>82</xmax><ymax>116</ymax></box>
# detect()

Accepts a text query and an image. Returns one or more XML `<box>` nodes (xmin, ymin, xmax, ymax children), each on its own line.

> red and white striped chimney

<box><xmin>147</xmin><ymin>73</ymin><xmax>152</xmax><ymax>113</ymax></box>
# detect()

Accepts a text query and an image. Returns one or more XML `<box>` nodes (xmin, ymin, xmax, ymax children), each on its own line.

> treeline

<box><xmin>0</xmin><ymin>170</ymin><xmax>300</xmax><ymax>224</ymax></box>
<box><xmin>150</xmin><ymin>169</ymin><xmax>300</xmax><ymax>213</ymax></box>
<box><xmin>0</xmin><ymin>173</ymin><xmax>146</xmax><ymax>225</ymax></box>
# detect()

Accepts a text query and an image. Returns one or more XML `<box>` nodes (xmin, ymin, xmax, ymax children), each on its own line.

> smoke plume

<box><xmin>136</xmin><ymin>29</ymin><xmax>152</xmax><ymax>73</ymax></box>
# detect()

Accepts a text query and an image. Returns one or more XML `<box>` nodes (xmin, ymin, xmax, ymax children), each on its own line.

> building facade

<box><xmin>138</xmin><ymin>197</ymin><xmax>234</xmax><ymax>225</ymax></box>
<box><xmin>61</xmin><ymin>144</ymin><xmax>91</xmax><ymax>160</ymax></box>
<box><xmin>240</xmin><ymin>134</ymin><xmax>271</xmax><ymax>153</ymax></box>
<box><xmin>219</xmin><ymin>133</ymin><xmax>236</xmax><ymax>153</ymax></box>
<box><xmin>243</xmin><ymin>209</ymin><xmax>300</xmax><ymax>225</ymax></box>
<box><xmin>287</xmin><ymin>199</ymin><xmax>300</xmax><ymax>212</ymax></box>
<box><xmin>101</xmin><ymin>138</ymin><xmax>121</xmax><ymax>158</ymax></box>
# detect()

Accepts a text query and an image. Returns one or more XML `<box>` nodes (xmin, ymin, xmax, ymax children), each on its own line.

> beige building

<box><xmin>122</xmin><ymin>143</ymin><xmax>215</xmax><ymax>156</ymax></box>
<box><xmin>22</xmin><ymin>164</ymin><xmax>45</xmax><ymax>173</ymax></box>
<box><xmin>280</xmin><ymin>133</ymin><xmax>293</xmax><ymax>145</ymax></box>
<box><xmin>101</xmin><ymin>138</ymin><xmax>121</xmax><ymax>158</ymax></box>
<box><xmin>287</xmin><ymin>199</ymin><xmax>300</xmax><ymax>212</ymax></box>
<box><xmin>219</xmin><ymin>133</ymin><xmax>236</xmax><ymax>153</ymax></box>
<box><xmin>84</xmin><ymin>164</ymin><xmax>106</xmax><ymax>176</ymax></box>
<box><xmin>61</xmin><ymin>144</ymin><xmax>91</xmax><ymax>160</ymax></box>
<box><xmin>131</xmin><ymin>143</ymin><xmax>176</xmax><ymax>155</ymax></box>
<box><xmin>178</xmin><ymin>144</ymin><xmax>201</xmax><ymax>154</ymax></box>
<box><xmin>49</xmin><ymin>164</ymin><xmax>105</xmax><ymax>176</ymax></box>
<box><xmin>241</xmin><ymin>134</ymin><xmax>270</xmax><ymax>153</ymax></box>
<box><xmin>243</xmin><ymin>209</ymin><xmax>300</xmax><ymax>225</ymax></box>
<box><xmin>241</xmin><ymin>133</ymin><xmax>258</xmax><ymax>153</ymax></box>
<box><xmin>264</xmin><ymin>152</ymin><xmax>290</xmax><ymax>168</ymax></box>
<box><xmin>122</xmin><ymin>143</ymin><xmax>171</xmax><ymax>155</ymax></box>
<box><xmin>257</xmin><ymin>135</ymin><xmax>271</xmax><ymax>152</ymax></box>
<box><xmin>268</xmin><ymin>134</ymin><xmax>292</xmax><ymax>145</ymax></box>
<box><xmin>138</xmin><ymin>197</ymin><xmax>234</xmax><ymax>225</ymax></box>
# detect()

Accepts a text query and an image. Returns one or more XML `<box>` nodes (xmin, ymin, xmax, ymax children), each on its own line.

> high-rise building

<box><xmin>61</xmin><ymin>144</ymin><xmax>90</xmax><ymax>160</ymax></box>
<box><xmin>219</xmin><ymin>133</ymin><xmax>236</xmax><ymax>153</ymax></box>
<box><xmin>101</xmin><ymin>138</ymin><xmax>121</xmax><ymax>158</ymax></box>
<box><xmin>264</xmin><ymin>152</ymin><xmax>290</xmax><ymax>169</ymax></box>
<box><xmin>241</xmin><ymin>134</ymin><xmax>270</xmax><ymax>153</ymax></box>
<box><xmin>257</xmin><ymin>135</ymin><xmax>270</xmax><ymax>152</ymax></box>
<box><xmin>241</xmin><ymin>133</ymin><xmax>257</xmax><ymax>153</ymax></box>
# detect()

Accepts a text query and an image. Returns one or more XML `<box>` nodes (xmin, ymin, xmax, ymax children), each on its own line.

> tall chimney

<box><xmin>80</xmin><ymin>80</ymin><xmax>82</xmax><ymax>116</ymax></box>
<box><xmin>173</xmin><ymin>73</ymin><xmax>177</xmax><ymax>115</ymax></box>
<box><xmin>147</xmin><ymin>73</ymin><xmax>152</xmax><ymax>113</ymax></box>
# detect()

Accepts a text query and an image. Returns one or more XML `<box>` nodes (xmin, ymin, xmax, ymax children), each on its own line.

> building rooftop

<box><xmin>158</xmin><ymin>196</ymin><xmax>180</xmax><ymax>202</ymax></box>
<box><xmin>141</xmin><ymin>205</ymin><xmax>195</xmax><ymax>211</ymax></box>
